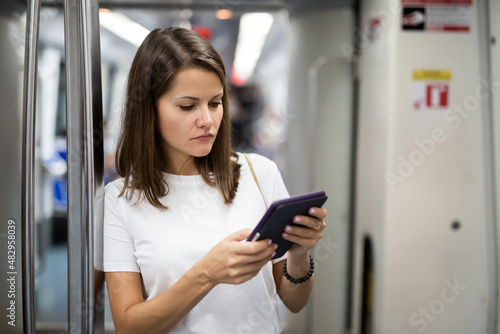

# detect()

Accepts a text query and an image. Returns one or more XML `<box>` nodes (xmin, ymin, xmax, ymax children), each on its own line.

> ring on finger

<box><xmin>315</xmin><ymin>221</ymin><xmax>322</xmax><ymax>230</ymax></box>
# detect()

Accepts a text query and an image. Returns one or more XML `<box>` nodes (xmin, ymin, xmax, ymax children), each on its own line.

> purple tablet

<box><xmin>247</xmin><ymin>190</ymin><xmax>328</xmax><ymax>259</ymax></box>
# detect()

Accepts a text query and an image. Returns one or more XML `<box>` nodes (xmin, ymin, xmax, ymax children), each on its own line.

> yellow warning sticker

<box><xmin>413</xmin><ymin>70</ymin><xmax>452</xmax><ymax>81</ymax></box>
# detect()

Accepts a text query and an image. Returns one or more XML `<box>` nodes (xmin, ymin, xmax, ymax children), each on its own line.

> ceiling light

<box><xmin>232</xmin><ymin>13</ymin><xmax>274</xmax><ymax>85</ymax></box>
<box><xmin>216</xmin><ymin>9</ymin><xmax>233</xmax><ymax>20</ymax></box>
<box><xmin>99</xmin><ymin>11</ymin><xmax>150</xmax><ymax>47</ymax></box>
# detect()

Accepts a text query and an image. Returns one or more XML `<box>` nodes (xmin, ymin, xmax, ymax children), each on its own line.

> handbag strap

<box><xmin>244</xmin><ymin>153</ymin><xmax>267</xmax><ymax>208</ymax></box>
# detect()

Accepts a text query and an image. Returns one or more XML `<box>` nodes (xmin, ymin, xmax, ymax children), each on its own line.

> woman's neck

<box><xmin>164</xmin><ymin>156</ymin><xmax>199</xmax><ymax>175</ymax></box>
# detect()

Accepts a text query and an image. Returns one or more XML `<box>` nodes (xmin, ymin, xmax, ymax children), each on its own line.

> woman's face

<box><xmin>156</xmin><ymin>67</ymin><xmax>224</xmax><ymax>173</ymax></box>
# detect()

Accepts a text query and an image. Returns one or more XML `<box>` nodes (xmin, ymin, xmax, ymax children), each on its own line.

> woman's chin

<box><xmin>191</xmin><ymin>147</ymin><xmax>213</xmax><ymax>158</ymax></box>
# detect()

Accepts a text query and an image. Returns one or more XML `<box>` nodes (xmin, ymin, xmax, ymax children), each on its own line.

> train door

<box><xmin>0</xmin><ymin>0</ymin><xmax>104</xmax><ymax>333</ymax></box>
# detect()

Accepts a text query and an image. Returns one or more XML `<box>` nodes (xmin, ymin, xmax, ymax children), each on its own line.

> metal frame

<box><xmin>21</xmin><ymin>0</ymin><xmax>41</xmax><ymax>332</ymax></box>
<box><xmin>307</xmin><ymin>55</ymin><xmax>358</xmax><ymax>193</ymax></box>
<box><xmin>479</xmin><ymin>0</ymin><xmax>500</xmax><ymax>332</ymax></box>
<box><xmin>42</xmin><ymin>0</ymin><xmax>284</xmax><ymax>11</ymax></box>
<box><xmin>82</xmin><ymin>0</ymin><xmax>106</xmax><ymax>331</ymax></box>
<box><xmin>64</xmin><ymin>0</ymin><xmax>104</xmax><ymax>333</ymax></box>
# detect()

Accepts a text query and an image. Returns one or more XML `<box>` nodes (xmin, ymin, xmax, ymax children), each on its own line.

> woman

<box><xmin>104</xmin><ymin>27</ymin><xmax>327</xmax><ymax>334</ymax></box>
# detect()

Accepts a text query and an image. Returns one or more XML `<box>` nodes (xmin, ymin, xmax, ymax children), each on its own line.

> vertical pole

<box><xmin>64</xmin><ymin>0</ymin><xmax>104</xmax><ymax>333</ymax></box>
<box><xmin>21</xmin><ymin>0</ymin><xmax>41</xmax><ymax>332</ymax></box>
<box><xmin>82</xmin><ymin>0</ymin><xmax>105</xmax><ymax>332</ymax></box>
<box><xmin>64</xmin><ymin>0</ymin><xmax>86</xmax><ymax>330</ymax></box>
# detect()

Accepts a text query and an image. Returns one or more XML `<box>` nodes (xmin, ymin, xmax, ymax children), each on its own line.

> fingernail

<box><xmin>282</xmin><ymin>232</ymin><xmax>288</xmax><ymax>237</ymax></box>
<box><xmin>272</xmin><ymin>251</ymin><xmax>276</xmax><ymax>257</ymax></box>
<box><xmin>274</xmin><ymin>244</ymin><xmax>278</xmax><ymax>249</ymax></box>
<box><xmin>310</xmin><ymin>208</ymin><xmax>316</xmax><ymax>214</ymax></box>
<box><xmin>285</xmin><ymin>225</ymin><xmax>292</xmax><ymax>232</ymax></box>
<box><xmin>293</xmin><ymin>216</ymin><xmax>300</xmax><ymax>223</ymax></box>
<box><xmin>268</xmin><ymin>239</ymin><xmax>272</xmax><ymax>245</ymax></box>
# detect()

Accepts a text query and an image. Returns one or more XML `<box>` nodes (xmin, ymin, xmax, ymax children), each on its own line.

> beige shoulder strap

<box><xmin>244</xmin><ymin>153</ymin><xmax>267</xmax><ymax>208</ymax></box>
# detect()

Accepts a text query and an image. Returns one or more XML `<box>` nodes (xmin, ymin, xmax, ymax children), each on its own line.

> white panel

<box><xmin>353</xmin><ymin>0</ymin><xmax>494</xmax><ymax>333</ymax></box>
<box><xmin>285</xmin><ymin>9</ymin><xmax>355</xmax><ymax>334</ymax></box>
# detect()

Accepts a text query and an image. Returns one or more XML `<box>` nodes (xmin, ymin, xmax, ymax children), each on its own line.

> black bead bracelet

<box><xmin>283</xmin><ymin>254</ymin><xmax>314</xmax><ymax>284</ymax></box>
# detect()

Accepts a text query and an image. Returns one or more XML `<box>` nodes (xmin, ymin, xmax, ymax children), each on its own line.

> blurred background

<box><xmin>1</xmin><ymin>0</ymin><xmax>499</xmax><ymax>333</ymax></box>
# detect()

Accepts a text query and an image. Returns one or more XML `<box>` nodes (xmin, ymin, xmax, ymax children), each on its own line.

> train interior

<box><xmin>1</xmin><ymin>0</ymin><xmax>500</xmax><ymax>333</ymax></box>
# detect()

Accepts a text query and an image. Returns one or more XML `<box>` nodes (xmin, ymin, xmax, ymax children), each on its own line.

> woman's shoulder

<box><xmin>104</xmin><ymin>177</ymin><xmax>126</xmax><ymax>198</ymax></box>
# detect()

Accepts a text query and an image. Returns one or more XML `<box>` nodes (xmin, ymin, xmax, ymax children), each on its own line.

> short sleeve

<box><xmin>103</xmin><ymin>182</ymin><xmax>140</xmax><ymax>272</ymax></box>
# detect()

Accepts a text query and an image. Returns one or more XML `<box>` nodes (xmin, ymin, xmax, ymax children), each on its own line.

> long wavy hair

<box><xmin>115</xmin><ymin>27</ymin><xmax>241</xmax><ymax>210</ymax></box>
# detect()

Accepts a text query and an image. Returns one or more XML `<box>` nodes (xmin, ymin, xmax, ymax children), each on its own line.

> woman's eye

<box><xmin>209</xmin><ymin>102</ymin><xmax>222</xmax><ymax>108</ymax></box>
<box><xmin>179</xmin><ymin>105</ymin><xmax>195</xmax><ymax>111</ymax></box>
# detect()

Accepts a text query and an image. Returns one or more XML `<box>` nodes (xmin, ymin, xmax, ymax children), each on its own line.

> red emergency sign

<box><xmin>426</xmin><ymin>83</ymin><xmax>449</xmax><ymax>108</ymax></box>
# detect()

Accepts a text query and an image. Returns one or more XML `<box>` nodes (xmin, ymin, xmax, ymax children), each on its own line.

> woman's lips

<box><xmin>193</xmin><ymin>134</ymin><xmax>213</xmax><ymax>141</ymax></box>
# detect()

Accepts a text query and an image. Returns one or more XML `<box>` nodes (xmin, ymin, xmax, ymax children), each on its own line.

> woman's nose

<box><xmin>196</xmin><ymin>107</ymin><xmax>214</xmax><ymax>128</ymax></box>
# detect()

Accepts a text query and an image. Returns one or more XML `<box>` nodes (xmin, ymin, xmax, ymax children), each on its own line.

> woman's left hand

<box><xmin>282</xmin><ymin>207</ymin><xmax>327</xmax><ymax>258</ymax></box>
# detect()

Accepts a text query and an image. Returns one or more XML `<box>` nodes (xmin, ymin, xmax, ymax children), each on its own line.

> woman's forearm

<box><xmin>115</xmin><ymin>264</ymin><xmax>215</xmax><ymax>334</ymax></box>
<box><xmin>112</xmin><ymin>230</ymin><xmax>275</xmax><ymax>333</ymax></box>
<box><xmin>275</xmin><ymin>253</ymin><xmax>314</xmax><ymax>313</ymax></box>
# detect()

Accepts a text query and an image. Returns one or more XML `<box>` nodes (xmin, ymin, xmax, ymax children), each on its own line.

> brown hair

<box><xmin>115</xmin><ymin>27</ymin><xmax>241</xmax><ymax>210</ymax></box>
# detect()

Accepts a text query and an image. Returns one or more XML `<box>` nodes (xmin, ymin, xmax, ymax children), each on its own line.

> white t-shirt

<box><xmin>103</xmin><ymin>153</ymin><xmax>289</xmax><ymax>334</ymax></box>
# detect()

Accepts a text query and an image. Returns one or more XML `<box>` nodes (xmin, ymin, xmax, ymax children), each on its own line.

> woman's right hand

<box><xmin>195</xmin><ymin>228</ymin><xmax>277</xmax><ymax>285</ymax></box>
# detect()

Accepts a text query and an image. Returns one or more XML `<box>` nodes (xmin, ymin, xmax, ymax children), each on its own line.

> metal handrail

<box><xmin>21</xmin><ymin>0</ymin><xmax>41</xmax><ymax>332</ymax></box>
<box><xmin>65</xmin><ymin>0</ymin><xmax>104</xmax><ymax>332</ymax></box>
<box><xmin>307</xmin><ymin>55</ymin><xmax>358</xmax><ymax>190</ymax></box>
<box><xmin>64</xmin><ymin>0</ymin><xmax>85</xmax><ymax>330</ymax></box>
<box><xmin>81</xmin><ymin>0</ymin><xmax>105</xmax><ymax>332</ymax></box>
